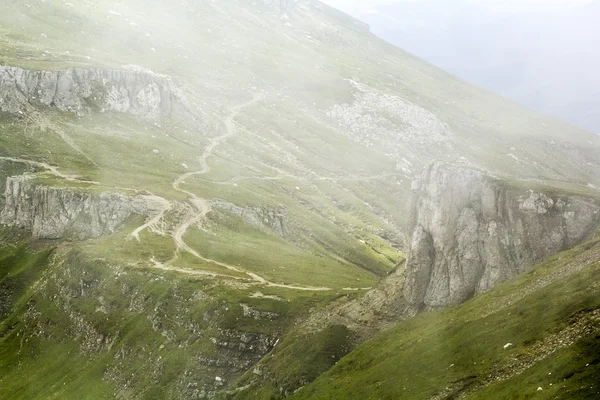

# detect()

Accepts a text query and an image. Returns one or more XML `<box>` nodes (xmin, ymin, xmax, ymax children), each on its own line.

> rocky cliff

<box><xmin>0</xmin><ymin>65</ymin><xmax>179</xmax><ymax>118</ymax></box>
<box><xmin>404</xmin><ymin>162</ymin><xmax>600</xmax><ymax>311</ymax></box>
<box><xmin>211</xmin><ymin>200</ymin><xmax>289</xmax><ymax>238</ymax></box>
<box><xmin>0</xmin><ymin>175</ymin><xmax>156</xmax><ymax>240</ymax></box>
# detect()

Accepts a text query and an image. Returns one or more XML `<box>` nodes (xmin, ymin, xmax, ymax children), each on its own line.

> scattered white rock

<box><xmin>215</xmin><ymin>377</ymin><xmax>222</xmax><ymax>382</ymax></box>
<box><xmin>503</xmin><ymin>343</ymin><xmax>513</xmax><ymax>349</ymax></box>
<box><xmin>40</xmin><ymin>33</ymin><xmax>47</xmax><ymax>39</ymax></box>
<box><xmin>182</xmin><ymin>163</ymin><xmax>189</xmax><ymax>169</ymax></box>
<box><xmin>152</xmin><ymin>149</ymin><xmax>160</xmax><ymax>154</ymax></box>
<box><xmin>537</xmin><ymin>387</ymin><xmax>543</xmax><ymax>391</ymax></box>
<box><xmin>296</xmin><ymin>186</ymin><xmax>300</xmax><ymax>190</ymax></box>
<box><xmin>506</xmin><ymin>153</ymin><xmax>521</xmax><ymax>163</ymax></box>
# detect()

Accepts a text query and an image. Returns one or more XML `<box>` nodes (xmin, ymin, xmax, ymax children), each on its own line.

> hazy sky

<box><xmin>321</xmin><ymin>0</ymin><xmax>594</xmax><ymax>14</ymax></box>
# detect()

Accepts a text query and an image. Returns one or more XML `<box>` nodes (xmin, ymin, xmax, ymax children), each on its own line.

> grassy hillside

<box><xmin>0</xmin><ymin>233</ymin><xmax>347</xmax><ymax>399</ymax></box>
<box><xmin>290</xmin><ymin>237</ymin><xmax>600</xmax><ymax>399</ymax></box>
<box><xmin>0</xmin><ymin>0</ymin><xmax>599</xmax><ymax>399</ymax></box>
<box><xmin>0</xmin><ymin>0</ymin><xmax>598</xmax><ymax>292</ymax></box>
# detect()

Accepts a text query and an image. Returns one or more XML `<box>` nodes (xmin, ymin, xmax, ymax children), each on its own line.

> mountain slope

<box><xmin>291</xmin><ymin>236</ymin><xmax>600</xmax><ymax>399</ymax></box>
<box><xmin>0</xmin><ymin>0</ymin><xmax>599</xmax><ymax>399</ymax></box>
<box><xmin>354</xmin><ymin>0</ymin><xmax>600</xmax><ymax>134</ymax></box>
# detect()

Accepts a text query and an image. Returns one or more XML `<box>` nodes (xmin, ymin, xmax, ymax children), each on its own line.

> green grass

<box><xmin>0</xmin><ymin>234</ymin><xmax>343</xmax><ymax>399</ymax></box>
<box><xmin>184</xmin><ymin>212</ymin><xmax>380</xmax><ymax>289</ymax></box>
<box><xmin>0</xmin><ymin>233</ymin><xmax>53</xmax><ymax>321</ymax></box>
<box><xmin>0</xmin><ymin>0</ymin><xmax>599</xmax><ymax>399</ymax></box>
<box><xmin>227</xmin><ymin>325</ymin><xmax>356</xmax><ymax>399</ymax></box>
<box><xmin>464</xmin><ymin>334</ymin><xmax>600</xmax><ymax>399</ymax></box>
<box><xmin>288</xmin><ymin>238</ymin><xmax>600</xmax><ymax>399</ymax></box>
<box><xmin>0</xmin><ymin>112</ymin><xmax>207</xmax><ymax>200</ymax></box>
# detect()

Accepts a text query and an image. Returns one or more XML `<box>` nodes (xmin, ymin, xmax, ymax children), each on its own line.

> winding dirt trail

<box><xmin>0</xmin><ymin>156</ymin><xmax>174</xmax><ymax>244</ymax></box>
<box><xmin>130</xmin><ymin>196</ymin><xmax>172</xmax><ymax>241</ymax></box>
<box><xmin>165</xmin><ymin>95</ymin><xmax>333</xmax><ymax>292</ymax></box>
<box><xmin>1</xmin><ymin>101</ymin><xmax>340</xmax><ymax>292</ymax></box>
<box><xmin>0</xmin><ymin>156</ymin><xmax>98</xmax><ymax>183</ymax></box>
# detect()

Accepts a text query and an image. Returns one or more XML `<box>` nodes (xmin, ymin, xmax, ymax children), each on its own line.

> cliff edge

<box><xmin>404</xmin><ymin>162</ymin><xmax>600</xmax><ymax>310</ymax></box>
<box><xmin>0</xmin><ymin>175</ymin><xmax>158</xmax><ymax>240</ymax></box>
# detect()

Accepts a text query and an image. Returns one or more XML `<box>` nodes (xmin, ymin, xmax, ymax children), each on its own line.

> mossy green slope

<box><xmin>1</xmin><ymin>0</ymin><xmax>600</xmax><ymax>399</ymax></box>
<box><xmin>0</xmin><ymin>0</ymin><xmax>598</xmax><ymax>293</ymax></box>
<box><xmin>290</xmin><ymin>239</ymin><xmax>600</xmax><ymax>400</ymax></box>
<box><xmin>0</xmin><ymin>234</ymin><xmax>342</xmax><ymax>399</ymax></box>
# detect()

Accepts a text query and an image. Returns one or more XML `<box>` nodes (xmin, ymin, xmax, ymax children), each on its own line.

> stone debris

<box><xmin>0</xmin><ymin>175</ymin><xmax>153</xmax><ymax>240</ymax></box>
<box><xmin>0</xmin><ymin>65</ymin><xmax>180</xmax><ymax>118</ymax></box>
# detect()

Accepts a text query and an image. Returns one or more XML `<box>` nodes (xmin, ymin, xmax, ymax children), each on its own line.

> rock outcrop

<box><xmin>0</xmin><ymin>65</ymin><xmax>179</xmax><ymax>118</ymax></box>
<box><xmin>404</xmin><ymin>162</ymin><xmax>600</xmax><ymax>310</ymax></box>
<box><xmin>0</xmin><ymin>175</ymin><xmax>157</xmax><ymax>240</ymax></box>
<box><xmin>211</xmin><ymin>199</ymin><xmax>289</xmax><ymax>238</ymax></box>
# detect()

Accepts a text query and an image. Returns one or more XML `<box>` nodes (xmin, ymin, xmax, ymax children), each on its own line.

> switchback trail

<box><xmin>166</xmin><ymin>94</ymin><xmax>333</xmax><ymax>292</ymax></box>
<box><xmin>0</xmin><ymin>104</ymin><xmax>346</xmax><ymax>292</ymax></box>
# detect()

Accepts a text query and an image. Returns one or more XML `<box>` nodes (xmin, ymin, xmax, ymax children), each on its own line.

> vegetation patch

<box><xmin>290</xmin><ymin>239</ymin><xmax>600</xmax><ymax>399</ymax></box>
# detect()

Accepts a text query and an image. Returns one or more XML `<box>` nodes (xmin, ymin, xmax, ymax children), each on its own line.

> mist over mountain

<box><xmin>0</xmin><ymin>0</ymin><xmax>599</xmax><ymax>399</ymax></box>
<box><xmin>352</xmin><ymin>0</ymin><xmax>600</xmax><ymax>134</ymax></box>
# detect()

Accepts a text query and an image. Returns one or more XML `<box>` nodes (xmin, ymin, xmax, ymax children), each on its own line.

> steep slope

<box><xmin>0</xmin><ymin>234</ymin><xmax>339</xmax><ymax>399</ymax></box>
<box><xmin>353</xmin><ymin>0</ymin><xmax>600</xmax><ymax>134</ymax></box>
<box><xmin>0</xmin><ymin>1</ymin><xmax>599</xmax><ymax>399</ymax></box>
<box><xmin>291</xmin><ymin>237</ymin><xmax>600</xmax><ymax>399</ymax></box>
<box><xmin>223</xmin><ymin>164</ymin><xmax>600</xmax><ymax>398</ymax></box>
<box><xmin>405</xmin><ymin>163</ymin><xmax>600</xmax><ymax>310</ymax></box>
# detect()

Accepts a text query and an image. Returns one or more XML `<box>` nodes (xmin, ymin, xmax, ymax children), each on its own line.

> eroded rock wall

<box><xmin>211</xmin><ymin>199</ymin><xmax>289</xmax><ymax>238</ymax></box>
<box><xmin>404</xmin><ymin>162</ymin><xmax>600</xmax><ymax>310</ymax></box>
<box><xmin>0</xmin><ymin>65</ymin><xmax>179</xmax><ymax>118</ymax></box>
<box><xmin>0</xmin><ymin>175</ymin><xmax>153</xmax><ymax>240</ymax></box>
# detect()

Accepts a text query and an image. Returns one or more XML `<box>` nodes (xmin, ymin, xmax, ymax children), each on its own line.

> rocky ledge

<box><xmin>0</xmin><ymin>175</ymin><xmax>160</xmax><ymax>240</ymax></box>
<box><xmin>0</xmin><ymin>65</ymin><xmax>180</xmax><ymax>118</ymax></box>
<box><xmin>211</xmin><ymin>199</ymin><xmax>288</xmax><ymax>238</ymax></box>
<box><xmin>404</xmin><ymin>162</ymin><xmax>600</xmax><ymax>311</ymax></box>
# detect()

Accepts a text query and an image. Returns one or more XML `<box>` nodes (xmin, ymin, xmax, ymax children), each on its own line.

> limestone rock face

<box><xmin>0</xmin><ymin>175</ymin><xmax>153</xmax><ymax>240</ymax></box>
<box><xmin>211</xmin><ymin>199</ymin><xmax>288</xmax><ymax>238</ymax></box>
<box><xmin>404</xmin><ymin>162</ymin><xmax>600</xmax><ymax>310</ymax></box>
<box><xmin>0</xmin><ymin>65</ymin><xmax>179</xmax><ymax>118</ymax></box>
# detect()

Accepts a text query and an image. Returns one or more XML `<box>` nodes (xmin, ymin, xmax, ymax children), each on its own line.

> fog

<box><xmin>322</xmin><ymin>0</ymin><xmax>600</xmax><ymax>134</ymax></box>
<box><xmin>322</xmin><ymin>0</ymin><xmax>593</xmax><ymax>14</ymax></box>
